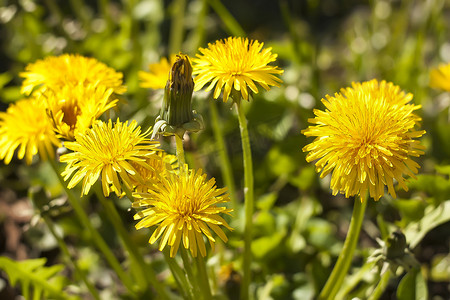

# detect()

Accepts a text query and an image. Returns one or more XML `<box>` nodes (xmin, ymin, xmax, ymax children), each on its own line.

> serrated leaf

<box><xmin>0</xmin><ymin>257</ymin><xmax>75</xmax><ymax>300</ymax></box>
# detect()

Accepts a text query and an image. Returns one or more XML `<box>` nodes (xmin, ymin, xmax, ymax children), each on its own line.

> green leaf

<box><xmin>407</xmin><ymin>174</ymin><xmax>450</xmax><ymax>203</ymax></box>
<box><xmin>397</xmin><ymin>267</ymin><xmax>428</xmax><ymax>300</ymax></box>
<box><xmin>0</xmin><ymin>72</ymin><xmax>12</xmax><ymax>89</ymax></box>
<box><xmin>256</xmin><ymin>192</ymin><xmax>278</xmax><ymax>211</ymax></box>
<box><xmin>430</xmin><ymin>253</ymin><xmax>450</xmax><ymax>282</ymax></box>
<box><xmin>405</xmin><ymin>200</ymin><xmax>450</xmax><ymax>249</ymax></box>
<box><xmin>435</xmin><ymin>164</ymin><xmax>450</xmax><ymax>175</ymax></box>
<box><xmin>0</xmin><ymin>257</ymin><xmax>76</xmax><ymax>300</ymax></box>
<box><xmin>252</xmin><ymin>230</ymin><xmax>286</xmax><ymax>260</ymax></box>
<box><xmin>393</xmin><ymin>198</ymin><xmax>426</xmax><ymax>224</ymax></box>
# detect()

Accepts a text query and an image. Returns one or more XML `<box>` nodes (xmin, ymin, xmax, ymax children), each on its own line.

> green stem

<box><xmin>163</xmin><ymin>250</ymin><xmax>194</xmax><ymax>300</ymax></box>
<box><xmin>368</xmin><ymin>270</ymin><xmax>391</xmax><ymax>300</ymax></box>
<box><xmin>36</xmin><ymin>206</ymin><xmax>100</xmax><ymax>300</ymax></box>
<box><xmin>279</xmin><ymin>0</ymin><xmax>302</xmax><ymax>64</ymax></box>
<box><xmin>196</xmin><ymin>255</ymin><xmax>213</xmax><ymax>299</ymax></box>
<box><xmin>336</xmin><ymin>260</ymin><xmax>376</xmax><ymax>300</ymax></box>
<box><xmin>169</xmin><ymin>0</ymin><xmax>186</xmax><ymax>54</ymax></box>
<box><xmin>318</xmin><ymin>195</ymin><xmax>368</xmax><ymax>300</ymax></box>
<box><xmin>47</xmin><ymin>158</ymin><xmax>136</xmax><ymax>294</ymax></box>
<box><xmin>69</xmin><ymin>0</ymin><xmax>90</xmax><ymax>30</ymax></box>
<box><xmin>175</xmin><ymin>133</ymin><xmax>186</xmax><ymax>172</ymax></box>
<box><xmin>236</xmin><ymin>100</ymin><xmax>254</xmax><ymax>300</ymax></box>
<box><xmin>209</xmin><ymin>99</ymin><xmax>238</xmax><ymax>210</ymax></box>
<box><xmin>98</xmin><ymin>0</ymin><xmax>113</xmax><ymax>31</ymax></box>
<box><xmin>190</xmin><ymin>0</ymin><xmax>209</xmax><ymax>51</ymax></box>
<box><xmin>180</xmin><ymin>248</ymin><xmax>199</xmax><ymax>297</ymax></box>
<box><xmin>94</xmin><ymin>185</ymin><xmax>169</xmax><ymax>299</ymax></box>
<box><xmin>207</xmin><ymin>0</ymin><xmax>245</xmax><ymax>36</ymax></box>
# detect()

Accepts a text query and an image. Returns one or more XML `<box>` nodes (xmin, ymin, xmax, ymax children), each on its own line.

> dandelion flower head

<box><xmin>20</xmin><ymin>54</ymin><xmax>126</xmax><ymax>96</ymax></box>
<box><xmin>429</xmin><ymin>62</ymin><xmax>450</xmax><ymax>91</ymax></box>
<box><xmin>192</xmin><ymin>37</ymin><xmax>283</xmax><ymax>102</ymax></box>
<box><xmin>60</xmin><ymin>119</ymin><xmax>159</xmax><ymax>197</ymax></box>
<box><xmin>44</xmin><ymin>84</ymin><xmax>118</xmax><ymax>140</ymax></box>
<box><xmin>133</xmin><ymin>168</ymin><xmax>233</xmax><ymax>257</ymax></box>
<box><xmin>302</xmin><ymin>79</ymin><xmax>426</xmax><ymax>201</ymax></box>
<box><xmin>0</xmin><ymin>98</ymin><xmax>61</xmax><ymax>165</ymax></box>
<box><xmin>139</xmin><ymin>55</ymin><xmax>178</xmax><ymax>90</ymax></box>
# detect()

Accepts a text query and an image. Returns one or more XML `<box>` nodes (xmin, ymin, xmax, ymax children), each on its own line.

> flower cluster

<box><xmin>21</xmin><ymin>54</ymin><xmax>124</xmax><ymax>141</ymax></box>
<box><xmin>0</xmin><ymin>54</ymin><xmax>125</xmax><ymax>165</ymax></box>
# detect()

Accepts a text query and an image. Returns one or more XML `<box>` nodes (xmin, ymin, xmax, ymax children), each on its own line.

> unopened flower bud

<box><xmin>153</xmin><ymin>54</ymin><xmax>203</xmax><ymax>138</ymax></box>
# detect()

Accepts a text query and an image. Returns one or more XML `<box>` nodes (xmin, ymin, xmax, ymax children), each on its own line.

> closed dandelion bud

<box><xmin>153</xmin><ymin>54</ymin><xmax>203</xmax><ymax>138</ymax></box>
<box><xmin>369</xmin><ymin>231</ymin><xmax>419</xmax><ymax>275</ymax></box>
<box><xmin>386</xmin><ymin>231</ymin><xmax>407</xmax><ymax>261</ymax></box>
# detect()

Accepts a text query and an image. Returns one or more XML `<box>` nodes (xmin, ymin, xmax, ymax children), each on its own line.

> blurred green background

<box><xmin>0</xmin><ymin>0</ymin><xmax>449</xmax><ymax>299</ymax></box>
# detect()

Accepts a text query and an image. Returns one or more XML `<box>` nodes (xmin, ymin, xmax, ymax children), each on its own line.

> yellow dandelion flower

<box><xmin>133</xmin><ymin>168</ymin><xmax>233</xmax><ymax>257</ymax></box>
<box><xmin>20</xmin><ymin>54</ymin><xmax>126</xmax><ymax>96</ymax></box>
<box><xmin>43</xmin><ymin>84</ymin><xmax>118</xmax><ymax>140</ymax></box>
<box><xmin>139</xmin><ymin>55</ymin><xmax>178</xmax><ymax>90</ymax></box>
<box><xmin>302</xmin><ymin>79</ymin><xmax>426</xmax><ymax>201</ymax></box>
<box><xmin>130</xmin><ymin>151</ymin><xmax>178</xmax><ymax>193</ymax></box>
<box><xmin>60</xmin><ymin>119</ymin><xmax>159</xmax><ymax>197</ymax></box>
<box><xmin>0</xmin><ymin>98</ymin><xmax>61</xmax><ymax>165</ymax></box>
<box><xmin>429</xmin><ymin>62</ymin><xmax>450</xmax><ymax>91</ymax></box>
<box><xmin>192</xmin><ymin>37</ymin><xmax>283</xmax><ymax>102</ymax></box>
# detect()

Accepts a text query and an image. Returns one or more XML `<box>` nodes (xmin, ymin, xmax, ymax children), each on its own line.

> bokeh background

<box><xmin>1</xmin><ymin>0</ymin><xmax>449</xmax><ymax>299</ymax></box>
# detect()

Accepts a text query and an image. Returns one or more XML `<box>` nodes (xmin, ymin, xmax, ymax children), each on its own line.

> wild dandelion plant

<box><xmin>2</xmin><ymin>2</ymin><xmax>445</xmax><ymax>298</ymax></box>
<box><xmin>135</xmin><ymin>53</ymin><xmax>233</xmax><ymax>299</ymax></box>
<box><xmin>193</xmin><ymin>36</ymin><xmax>284</xmax><ymax>300</ymax></box>
<box><xmin>302</xmin><ymin>79</ymin><xmax>426</xmax><ymax>300</ymax></box>
<box><xmin>0</xmin><ymin>54</ymin><xmax>157</xmax><ymax>297</ymax></box>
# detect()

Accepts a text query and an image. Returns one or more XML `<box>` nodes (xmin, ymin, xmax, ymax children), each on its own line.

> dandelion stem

<box><xmin>209</xmin><ymin>98</ymin><xmax>238</xmax><ymax>210</ymax></box>
<box><xmin>34</xmin><ymin>199</ymin><xmax>100</xmax><ymax>300</ymax></box>
<box><xmin>207</xmin><ymin>0</ymin><xmax>245</xmax><ymax>36</ymax></box>
<box><xmin>98</xmin><ymin>0</ymin><xmax>113</xmax><ymax>31</ymax></box>
<box><xmin>175</xmin><ymin>133</ymin><xmax>186</xmax><ymax>172</ymax></box>
<box><xmin>175</xmin><ymin>133</ymin><xmax>213</xmax><ymax>298</ymax></box>
<box><xmin>169</xmin><ymin>0</ymin><xmax>186</xmax><ymax>54</ymax></box>
<box><xmin>368</xmin><ymin>269</ymin><xmax>392</xmax><ymax>300</ymax></box>
<box><xmin>196</xmin><ymin>254</ymin><xmax>213</xmax><ymax>299</ymax></box>
<box><xmin>236</xmin><ymin>100</ymin><xmax>254</xmax><ymax>300</ymax></box>
<box><xmin>180</xmin><ymin>248</ymin><xmax>200</xmax><ymax>296</ymax></box>
<box><xmin>318</xmin><ymin>194</ymin><xmax>368</xmax><ymax>300</ymax></box>
<box><xmin>163</xmin><ymin>248</ymin><xmax>194</xmax><ymax>300</ymax></box>
<box><xmin>94</xmin><ymin>184</ymin><xmax>169</xmax><ymax>299</ymax></box>
<box><xmin>47</xmin><ymin>158</ymin><xmax>136</xmax><ymax>294</ymax></box>
<box><xmin>69</xmin><ymin>0</ymin><xmax>90</xmax><ymax>30</ymax></box>
<box><xmin>335</xmin><ymin>259</ymin><xmax>376</xmax><ymax>300</ymax></box>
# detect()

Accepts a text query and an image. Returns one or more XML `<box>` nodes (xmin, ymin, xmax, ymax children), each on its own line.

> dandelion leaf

<box><xmin>0</xmin><ymin>256</ymin><xmax>76</xmax><ymax>300</ymax></box>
